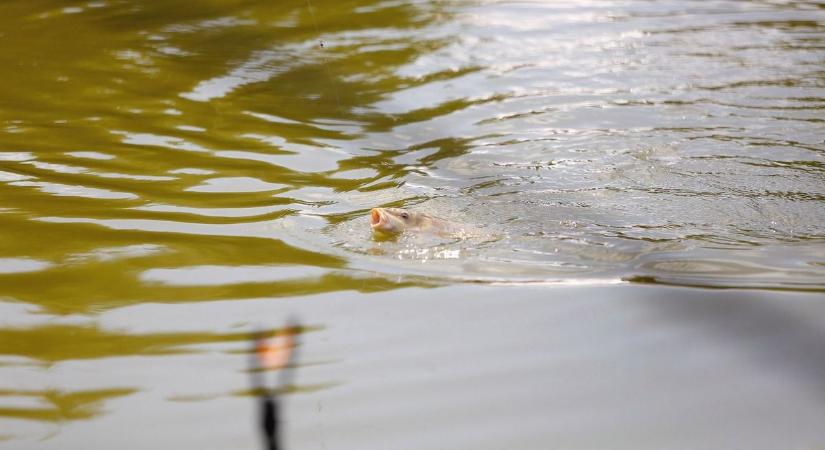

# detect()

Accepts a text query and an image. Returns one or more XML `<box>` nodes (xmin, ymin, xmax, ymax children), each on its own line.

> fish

<box><xmin>369</xmin><ymin>207</ymin><xmax>468</xmax><ymax>237</ymax></box>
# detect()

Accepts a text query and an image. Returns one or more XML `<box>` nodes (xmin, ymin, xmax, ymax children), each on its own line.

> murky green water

<box><xmin>2</xmin><ymin>0</ymin><xmax>825</xmax><ymax>448</ymax></box>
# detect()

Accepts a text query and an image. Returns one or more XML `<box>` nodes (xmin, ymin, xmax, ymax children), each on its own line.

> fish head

<box><xmin>370</xmin><ymin>207</ymin><xmax>421</xmax><ymax>234</ymax></box>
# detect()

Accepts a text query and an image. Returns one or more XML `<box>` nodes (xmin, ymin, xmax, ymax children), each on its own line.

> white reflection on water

<box><xmin>185</xmin><ymin>177</ymin><xmax>288</xmax><ymax>193</ymax></box>
<box><xmin>167</xmin><ymin>167</ymin><xmax>215</xmax><ymax>175</ymax></box>
<box><xmin>175</xmin><ymin>125</ymin><xmax>206</xmax><ymax>133</ymax></box>
<box><xmin>180</xmin><ymin>47</ymin><xmax>302</xmax><ymax>102</ymax></box>
<box><xmin>243</xmin><ymin>111</ymin><xmax>302</xmax><ymax>125</ymax></box>
<box><xmin>133</xmin><ymin>203</ymin><xmax>292</xmax><ymax>218</ymax></box>
<box><xmin>0</xmin><ymin>258</ymin><xmax>52</xmax><ymax>274</ymax></box>
<box><xmin>22</xmin><ymin>161</ymin><xmax>87</xmax><ymax>174</ymax></box>
<box><xmin>65</xmin><ymin>151</ymin><xmax>115</xmax><ymax>160</ymax></box>
<box><xmin>0</xmin><ymin>171</ymin><xmax>32</xmax><ymax>182</ymax></box>
<box><xmin>140</xmin><ymin>264</ymin><xmax>326</xmax><ymax>286</ymax></box>
<box><xmin>215</xmin><ymin>149</ymin><xmax>345</xmax><ymax>173</ymax></box>
<box><xmin>76</xmin><ymin>285</ymin><xmax>825</xmax><ymax>450</ymax></box>
<box><xmin>37</xmin><ymin>216</ymin><xmax>282</xmax><ymax>239</ymax></box>
<box><xmin>96</xmin><ymin>172</ymin><xmax>176</xmax><ymax>182</ymax></box>
<box><xmin>0</xmin><ymin>152</ymin><xmax>35</xmax><ymax>162</ymax></box>
<box><xmin>9</xmin><ymin>181</ymin><xmax>139</xmax><ymax>200</ymax></box>
<box><xmin>66</xmin><ymin>244</ymin><xmax>167</xmax><ymax>264</ymax></box>
<box><xmin>111</xmin><ymin>130</ymin><xmax>210</xmax><ymax>153</ymax></box>
<box><xmin>15</xmin><ymin>160</ymin><xmax>175</xmax><ymax>182</ymax></box>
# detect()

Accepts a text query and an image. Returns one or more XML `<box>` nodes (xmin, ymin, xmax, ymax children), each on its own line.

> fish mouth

<box><xmin>370</xmin><ymin>208</ymin><xmax>384</xmax><ymax>229</ymax></box>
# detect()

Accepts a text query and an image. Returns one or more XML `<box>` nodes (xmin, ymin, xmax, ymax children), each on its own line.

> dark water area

<box><xmin>1</xmin><ymin>0</ymin><xmax>825</xmax><ymax>448</ymax></box>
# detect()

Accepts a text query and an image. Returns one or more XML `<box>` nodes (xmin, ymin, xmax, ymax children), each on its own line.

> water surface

<box><xmin>1</xmin><ymin>0</ymin><xmax>825</xmax><ymax>448</ymax></box>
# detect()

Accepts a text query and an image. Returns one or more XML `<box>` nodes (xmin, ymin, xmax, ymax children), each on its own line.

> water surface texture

<box><xmin>2</xmin><ymin>0</ymin><xmax>825</xmax><ymax>448</ymax></box>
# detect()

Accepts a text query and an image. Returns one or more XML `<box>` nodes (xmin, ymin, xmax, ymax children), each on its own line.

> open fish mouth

<box><xmin>370</xmin><ymin>208</ymin><xmax>384</xmax><ymax>228</ymax></box>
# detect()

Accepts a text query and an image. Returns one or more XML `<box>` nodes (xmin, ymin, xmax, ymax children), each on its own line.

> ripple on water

<box><xmin>132</xmin><ymin>203</ymin><xmax>292</xmax><ymax>218</ymax></box>
<box><xmin>0</xmin><ymin>152</ymin><xmax>35</xmax><ymax>162</ymax></box>
<box><xmin>65</xmin><ymin>151</ymin><xmax>115</xmax><ymax>160</ymax></box>
<box><xmin>0</xmin><ymin>258</ymin><xmax>52</xmax><ymax>274</ymax></box>
<box><xmin>185</xmin><ymin>177</ymin><xmax>288</xmax><ymax>193</ymax></box>
<box><xmin>140</xmin><ymin>265</ymin><xmax>327</xmax><ymax>286</ymax></box>
<box><xmin>0</xmin><ymin>171</ymin><xmax>32</xmax><ymax>183</ymax></box>
<box><xmin>65</xmin><ymin>244</ymin><xmax>167</xmax><ymax>264</ymax></box>
<box><xmin>9</xmin><ymin>181</ymin><xmax>139</xmax><ymax>200</ymax></box>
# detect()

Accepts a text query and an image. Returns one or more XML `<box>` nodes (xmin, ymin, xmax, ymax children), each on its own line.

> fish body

<box><xmin>370</xmin><ymin>207</ymin><xmax>465</xmax><ymax>236</ymax></box>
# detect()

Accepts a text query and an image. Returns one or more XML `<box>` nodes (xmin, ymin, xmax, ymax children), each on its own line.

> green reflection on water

<box><xmin>0</xmin><ymin>388</ymin><xmax>137</xmax><ymax>423</ymax></box>
<box><xmin>0</xmin><ymin>0</ymin><xmax>451</xmax><ymax>319</ymax></box>
<box><xmin>0</xmin><ymin>323</ymin><xmax>312</xmax><ymax>363</ymax></box>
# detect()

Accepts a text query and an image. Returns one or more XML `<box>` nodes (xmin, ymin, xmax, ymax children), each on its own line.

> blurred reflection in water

<box><xmin>251</xmin><ymin>319</ymin><xmax>300</xmax><ymax>450</ymax></box>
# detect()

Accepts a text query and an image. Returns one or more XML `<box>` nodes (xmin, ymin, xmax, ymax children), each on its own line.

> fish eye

<box><xmin>400</xmin><ymin>212</ymin><xmax>409</xmax><ymax>220</ymax></box>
